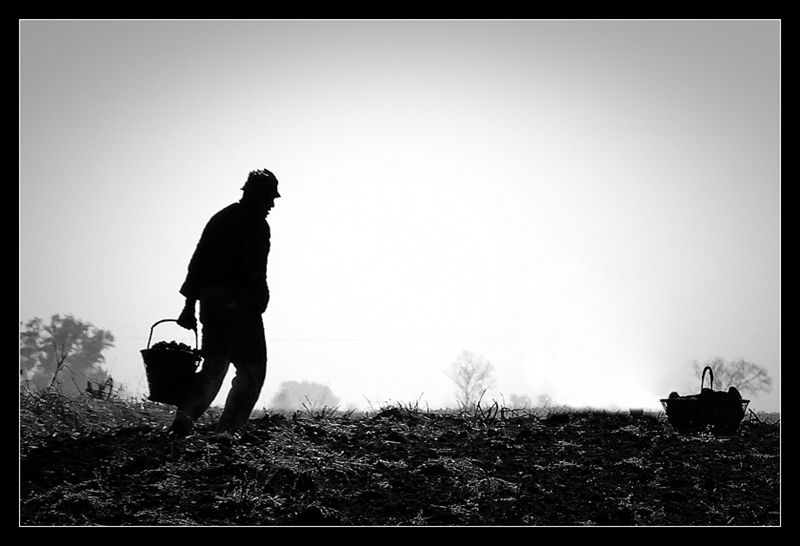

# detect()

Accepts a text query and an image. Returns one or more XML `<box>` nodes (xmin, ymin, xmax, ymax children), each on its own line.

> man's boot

<box><xmin>168</xmin><ymin>409</ymin><xmax>195</xmax><ymax>437</ymax></box>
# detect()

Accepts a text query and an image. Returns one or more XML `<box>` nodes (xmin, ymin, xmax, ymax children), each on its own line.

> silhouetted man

<box><xmin>169</xmin><ymin>169</ymin><xmax>280</xmax><ymax>437</ymax></box>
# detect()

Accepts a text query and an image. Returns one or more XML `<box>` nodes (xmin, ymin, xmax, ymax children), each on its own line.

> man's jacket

<box><xmin>180</xmin><ymin>202</ymin><xmax>270</xmax><ymax>314</ymax></box>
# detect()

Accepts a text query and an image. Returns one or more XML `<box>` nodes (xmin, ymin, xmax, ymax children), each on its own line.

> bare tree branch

<box><xmin>691</xmin><ymin>357</ymin><xmax>772</xmax><ymax>396</ymax></box>
<box><xmin>47</xmin><ymin>342</ymin><xmax>71</xmax><ymax>390</ymax></box>
<box><xmin>447</xmin><ymin>350</ymin><xmax>495</xmax><ymax>409</ymax></box>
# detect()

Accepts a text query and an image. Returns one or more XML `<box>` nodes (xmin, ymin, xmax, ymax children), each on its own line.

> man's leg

<box><xmin>216</xmin><ymin>360</ymin><xmax>266</xmax><ymax>432</ymax></box>
<box><xmin>181</xmin><ymin>354</ymin><xmax>230</xmax><ymax>420</ymax></box>
<box><xmin>216</xmin><ymin>313</ymin><xmax>267</xmax><ymax>432</ymax></box>
<box><xmin>169</xmin><ymin>355</ymin><xmax>229</xmax><ymax>435</ymax></box>
<box><xmin>169</xmin><ymin>310</ymin><xmax>230</xmax><ymax>435</ymax></box>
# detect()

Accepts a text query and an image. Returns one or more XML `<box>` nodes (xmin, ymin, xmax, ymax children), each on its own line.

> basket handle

<box><xmin>146</xmin><ymin>319</ymin><xmax>198</xmax><ymax>350</ymax></box>
<box><xmin>701</xmin><ymin>366</ymin><xmax>714</xmax><ymax>391</ymax></box>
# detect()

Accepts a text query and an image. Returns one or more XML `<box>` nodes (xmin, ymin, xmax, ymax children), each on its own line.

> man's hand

<box><xmin>177</xmin><ymin>299</ymin><xmax>197</xmax><ymax>331</ymax></box>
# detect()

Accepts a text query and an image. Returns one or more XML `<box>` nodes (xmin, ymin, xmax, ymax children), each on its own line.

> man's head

<box><xmin>241</xmin><ymin>169</ymin><xmax>280</xmax><ymax>217</ymax></box>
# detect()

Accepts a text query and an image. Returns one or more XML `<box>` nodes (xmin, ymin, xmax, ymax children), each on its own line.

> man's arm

<box><xmin>179</xmin><ymin>242</ymin><xmax>206</xmax><ymax>303</ymax></box>
<box><xmin>177</xmin><ymin>219</ymin><xmax>213</xmax><ymax>330</ymax></box>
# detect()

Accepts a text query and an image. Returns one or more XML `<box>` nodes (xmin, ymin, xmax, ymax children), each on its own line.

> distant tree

<box><xmin>691</xmin><ymin>356</ymin><xmax>772</xmax><ymax>396</ymax></box>
<box><xmin>19</xmin><ymin>314</ymin><xmax>115</xmax><ymax>397</ymax></box>
<box><xmin>447</xmin><ymin>350</ymin><xmax>495</xmax><ymax>409</ymax></box>
<box><xmin>508</xmin><ymin>394</ymin><xmax>532</xmax><ymax>409</ymax></box>
<box><xmin>270</xmin><ymin>380</ymin><xmax>340</xmax><ymax>412</ymax></box>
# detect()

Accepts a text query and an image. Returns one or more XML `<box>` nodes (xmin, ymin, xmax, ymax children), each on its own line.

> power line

<box><xmin>266</xmin><ymin>337</ymin><xmax>521</xmax><ymax>343</ymax></box>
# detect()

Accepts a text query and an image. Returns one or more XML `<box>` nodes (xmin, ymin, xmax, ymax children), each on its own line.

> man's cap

<box><xmin>242</xmin><ymin>169</ymin><xmax>281</xmax><ymax>198</ymax></box>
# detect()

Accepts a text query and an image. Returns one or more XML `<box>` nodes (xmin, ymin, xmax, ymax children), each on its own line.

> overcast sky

<box><xmin>19</xmin><ymin>20</ymin><xmax>780</xmax><ymax>412</ymax></box>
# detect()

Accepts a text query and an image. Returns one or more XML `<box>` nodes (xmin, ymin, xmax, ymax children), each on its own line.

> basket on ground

<box><xmin>140</xmin><ymin>319</ymin><xmax>201</xmax><ymax>405</ymax></box>
<box><xmin>660</xmin><ymin>366</ymin><xmax>749</xmax><ymax>434</ymax></box>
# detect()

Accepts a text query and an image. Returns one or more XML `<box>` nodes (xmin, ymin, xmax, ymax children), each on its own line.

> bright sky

<box><xmin>19</xmin><ymin>20</ymin><xmax>780</xmax><ymax>412</ymax></box>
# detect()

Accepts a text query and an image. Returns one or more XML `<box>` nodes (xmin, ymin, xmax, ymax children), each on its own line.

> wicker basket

<box><xmin>660</xmin><ymin>366</ymin><xmax>749</xmax><ymax>434</ymax></box>
<box><xmin>140</xmin><ymin>319</ymin><xmax>201</xmax><ymax>405</ymax></box>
